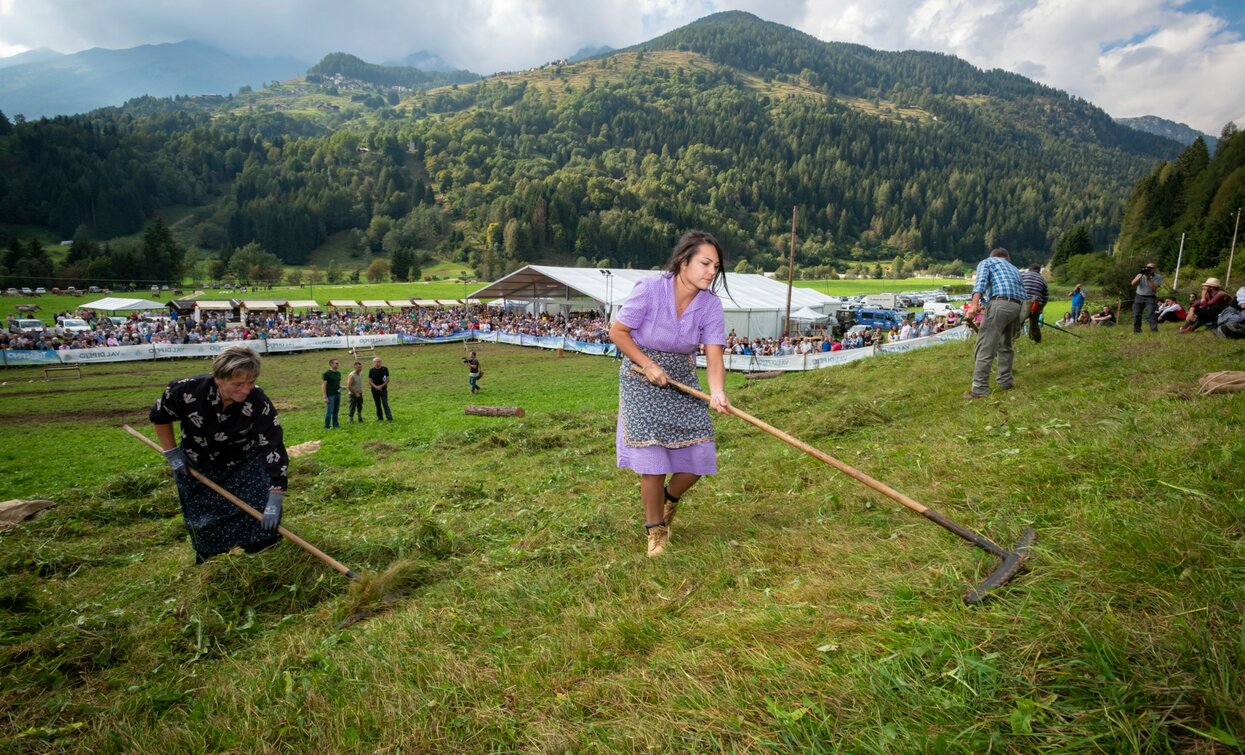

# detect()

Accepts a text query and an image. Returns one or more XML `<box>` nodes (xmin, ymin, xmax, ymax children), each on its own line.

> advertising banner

<box><xmin>348</xmin><ymin>334</ymin><xmax>401</xmax><ymax>348</ymax></box>
<box><xmin>266</xmin><ymin>336</ymin><xmax>347</xmax><ymax>353</ymax></box>
<box><xmin>3</xmin><ymin>349</ymin><xmax>63</xmax><ymax>366</ymax></box>
<box><xmin>154</xmin><ymin>342</ymin><xmax>246</xmax><ymax>360</ymax></box>
<box><xmin>58</xmin><ymin>344</ymin><xmax>155</xmax><ymax>363</ymax></box>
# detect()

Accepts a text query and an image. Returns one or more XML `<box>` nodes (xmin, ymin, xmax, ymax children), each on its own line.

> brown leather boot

<box><xmin>646</xmin><ymin>522</ymin><xmax>669</xmax><ymax>557</ymax></box>
<box><xmin>662</xmin><ymin>487</ymin><xmax>681</xmax><ymax>528</ymax></box>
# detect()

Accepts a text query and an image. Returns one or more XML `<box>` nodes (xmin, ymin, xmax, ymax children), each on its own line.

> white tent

<box><xmin>789</xmin><ymin>306</ymin><xmax>829</xmax><ymax>322</ymax></box>
<box><xmin>468</xmin><ymin>265</ymin><xmax>839</xmax><ymax>340</ymax></box>
<box><xmin>78</xmin><ymin>297</ymin><xmax>166</xmax><ymax>312</ymax></box>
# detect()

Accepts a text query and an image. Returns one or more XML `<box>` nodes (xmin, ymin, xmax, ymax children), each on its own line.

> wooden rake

<box><xmin>638</xmin><ymin>369</ymin><xmax>1035</xmax><ymax>604</ymax></box>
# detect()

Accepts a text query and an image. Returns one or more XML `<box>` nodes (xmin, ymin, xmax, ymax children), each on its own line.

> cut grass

<box><xmin>0</xmin><ymin>327</ymin><xmax>1242</xmax><ymax>751</ymax></box>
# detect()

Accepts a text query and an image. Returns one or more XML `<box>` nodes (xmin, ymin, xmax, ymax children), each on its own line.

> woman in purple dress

<box><xmin>609</xmin><ymin>230</ymin><xmax>732</xmax><ymax>557</ymax></box>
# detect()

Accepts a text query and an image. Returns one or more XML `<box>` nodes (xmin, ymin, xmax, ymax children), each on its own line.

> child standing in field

<box><xmin>609</xmin><ymin>230</ymin><xmax>732</xmax><ymax>557</ymax></box>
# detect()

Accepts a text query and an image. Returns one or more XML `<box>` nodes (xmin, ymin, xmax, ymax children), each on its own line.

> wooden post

<box><xmin>465</xmin><ymin>406</ymin><xmax>526</xmax><ymax>417</ymax></box>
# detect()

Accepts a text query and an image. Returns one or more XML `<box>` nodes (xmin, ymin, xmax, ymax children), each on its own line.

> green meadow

<box><xmin>0</xmin><ymin>326</ymin><xmax>1242</xmax><ymax>752</ymax></box>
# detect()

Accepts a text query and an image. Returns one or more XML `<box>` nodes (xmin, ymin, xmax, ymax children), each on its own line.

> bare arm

<box><xmin>704</xmin><ymin>344</ymin><xmax>730</xmax><ymax>414</ymax></box>
<box><xmin>154</xmin><ymin>423</ymin><xmax>177</xmax><ymax>452</ymax></box>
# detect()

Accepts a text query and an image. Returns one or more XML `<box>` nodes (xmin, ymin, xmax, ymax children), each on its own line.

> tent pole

<box><xmin>784</xmin><ymin>206</ymin><xmax>796</xmax><ymax>337</ymax></box>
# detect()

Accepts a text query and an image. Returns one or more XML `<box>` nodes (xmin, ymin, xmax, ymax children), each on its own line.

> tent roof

<box><xmin>359</xmin><ymin>299</ymin><xmax>391</xmax><ymax>308</ymax></box>
<box><xmin>285</xmin><ymin>300</ymin><xmax>320</xmax><ymax>309</ymax></box>
<box><xmin>78</xmin><ymin>297</ymin><xmax>167</xmax><ymax>312</ymax></box>
<box><xmin>327</xmin><ymin>300</ymin><xmax>358</xmax><ymax>308</ymax></box>
<box><xmin>387</xmin><ymin>299</ymin><xmax>414</xmax><ymax>307</ymax></box>
<box><xmin>195</xmin><ymin>300</ymin><xmax>237</xmax><ymax>310</ymax></box>
<box><xmin>789</xmin><ymin>306</ymin><xmax>829</xmax><ymax>321</ymax></box>
<box><xmin>240</xmin><ymin>300</ymin><xmax>281</xmax><ymax>310</ymax></box>
<box><xmin>468</xmin><ymin>266</ymin><xmax>837</xmax><ymax>313</ymax></box>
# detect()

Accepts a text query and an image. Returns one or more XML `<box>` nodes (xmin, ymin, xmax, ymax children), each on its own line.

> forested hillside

<box><xmin>0</xmin><ymin>11</ymin><xmax>1186</xmax><ymax>287</ymax></box>
<box><xmin>1116</xmin><ymin>125</ymin><xmax>1245</xmax><ymax>271</ymax></box>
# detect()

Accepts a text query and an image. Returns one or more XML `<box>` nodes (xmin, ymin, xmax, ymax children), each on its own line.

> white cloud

<box><xmin>797</xmin><ymin>0</ymin><xmax>1243</xmax><ymax>132</ymax></box>
<box><xmin>0</xmin><ymin>0</ymin><xmax>1239</xmax><ymax>132</ymax></box>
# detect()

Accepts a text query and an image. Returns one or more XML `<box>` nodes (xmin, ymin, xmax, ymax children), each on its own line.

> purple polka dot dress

<box><xmin>615</xmin><ymin>275</ymin><xmax>726</xmax><ymax>475</ymax></box>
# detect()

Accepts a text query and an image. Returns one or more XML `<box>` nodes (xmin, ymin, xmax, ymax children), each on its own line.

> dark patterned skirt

<box><xmin>616</xmin><ymin>347</ymin><xmax>717</xmax><ymax>475</ymax></box>
<box><xmin>175</xmin><ymin>454</ymin><xmax>280</xmax><ymax>559</ymax></box>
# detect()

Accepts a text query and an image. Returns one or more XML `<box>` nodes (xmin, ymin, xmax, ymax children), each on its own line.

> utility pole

<box><xmin>1226</xmin><ymin>207</ymin><xmax>1241</xmax><ymax>290</ymax></box>
<box><xmin>1172</xmin><ymin>232</ymin><xmax>1186</xmax><ymax>292</ymax></box>
<box><xmin>784</xmin><ymin>206</ymin><xmax>796</xmax><ymax>338</ymax></box>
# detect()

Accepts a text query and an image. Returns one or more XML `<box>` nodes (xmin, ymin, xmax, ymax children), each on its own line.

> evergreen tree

<box><xmin>1051</xmin><ymin>223</ymin><xmax>1093</xmax><ymax>267</ymax></box>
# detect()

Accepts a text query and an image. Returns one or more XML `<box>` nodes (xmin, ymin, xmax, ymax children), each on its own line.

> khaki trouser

<box><xmin>972</xmin><ymin>298</ymin><xmax>1024</xmax><ymax>394</ymax></box>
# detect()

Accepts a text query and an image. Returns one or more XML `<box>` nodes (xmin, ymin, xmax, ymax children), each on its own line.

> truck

<box><xmin>864</xmin><ymin>293</ymin><xmax>898</xmax><ymax>309</ymax></box>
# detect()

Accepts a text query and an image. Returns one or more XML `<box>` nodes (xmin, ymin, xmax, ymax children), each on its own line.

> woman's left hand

<box><xmin>709</xmin><ymin>390</ymin><xmax>731</xmax><ymax>414</ymax></box>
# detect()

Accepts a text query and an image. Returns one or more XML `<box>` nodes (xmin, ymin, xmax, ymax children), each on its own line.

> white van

<box><xmin>923</xmin><ymin>302</ymin><xmax>958</xmax><ymax>318</ymax></box>
<box><xmin>10</xmin><ymin>318</ymin><xmax>47</xmax><ymax>334</ymax></box>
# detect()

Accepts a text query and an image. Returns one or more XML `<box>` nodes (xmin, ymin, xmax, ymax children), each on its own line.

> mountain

<box><xmin>568</xmin><ymin>45</ymin><xmax>614</xmax><ymax>63</ymax></box>
<box><xmin>382</xmin><ymin>50</ymin><xmax>456</xmax><ymax>72</ymax></box>
<box><xmin>0</xmin><ymin>11</ymin><xmax>1187</xmax><ymax>278</ymax></box>
<box><xmin>1117</xmin><ymin>115</ymin><xmax>1217</xmax><ymax>152</ymax></box>
<box><xmin>0</xmin><ymin>47</ymin><xmax>64</xmax><ymax>71</ymax></box>
<box><xmin>0</xmin><ymin>40</ymin><xmax>309</xmax><ymax>119</ymax></box>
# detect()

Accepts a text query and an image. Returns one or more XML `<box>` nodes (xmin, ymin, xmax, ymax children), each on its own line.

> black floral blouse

<box><xmin>149</xmin><ymin>374</ymin><xmax>288</xmax><ymax>490</ymax></box>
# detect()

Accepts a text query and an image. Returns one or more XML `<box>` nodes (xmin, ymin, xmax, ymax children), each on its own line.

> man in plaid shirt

<box><xmin>966</xmin><ymin>248</ymin><xmax>1025</xmax><ymax>398</ymax></box>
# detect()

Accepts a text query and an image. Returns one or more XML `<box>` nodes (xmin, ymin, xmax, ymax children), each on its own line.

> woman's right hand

<box><xmin>641</xmin><ymin>361</ymin><xmax>669</xmax><ymax>387</ymax></box>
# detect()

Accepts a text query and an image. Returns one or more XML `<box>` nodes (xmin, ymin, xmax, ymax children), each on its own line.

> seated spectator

<box><xmin>1090</xmin><ymin>305</ymin><xmax>1116</xmax><ymax>326</ymax></box>
<box><xmin>1058</xmin><ymin>311</ymin><xmax>1075</xmax><ymax>326</ymax></box>
<box><xmin>1181</xmin><ymin>278</ymin><xmax>1232</xmax><ymax>333</ymax></box>
<box><xmin>1156</xmin><ymin>297</ymin><xmax>1186</xmax><ymax>323</ymax></box>
<box><xmin>1213</xmin><ymin>285</ymin><xmax>1245</xmax><ymax>339</ymax></box>
<box><xmin>1077</xmin><ymin>309</ymin><xmax>1092</xmax><ymax>325</ymax></box>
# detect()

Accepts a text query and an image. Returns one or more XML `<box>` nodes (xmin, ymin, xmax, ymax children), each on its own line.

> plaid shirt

<box><xmin>1020</xmin><ymin>269</ymin><xmax>1049</xmax><ymax>305</ymax></box>
<box><xmin>973</xmin><ymin>257</ymin><xmax>1025</xmax><ymax>302</ymax></box>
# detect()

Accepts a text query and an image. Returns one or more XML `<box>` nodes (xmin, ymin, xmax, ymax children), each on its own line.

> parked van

<box><xmin>10</xmin><ymin>318</ymin><xmax>47</xmax><ymax>334</ymax></box>
<box><xmin>852</xmin><ymin>308</ymin><xmax>906</xmax><ymax>330</ymax></box>
<box><xmin>864</xmin><ymin>293</ymin><xmax>898</xmax><ymax>309</ymax></box>
<box><xmin>923</xmin><ymin>302</ymin><xmax>957</xmax><ymax>318</ymax></box>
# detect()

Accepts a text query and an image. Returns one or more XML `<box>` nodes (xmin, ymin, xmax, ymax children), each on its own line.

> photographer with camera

<box><xmin>1130</xmin><ymin>261</ymin><xmax>1163</xmax><ymax>333</ymax></box>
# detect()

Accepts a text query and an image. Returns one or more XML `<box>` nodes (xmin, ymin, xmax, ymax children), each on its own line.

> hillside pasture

<box><xmin>0</xmin><ymin>328</ymin><xmax>1242</xmax><ymax>751</ymax></box>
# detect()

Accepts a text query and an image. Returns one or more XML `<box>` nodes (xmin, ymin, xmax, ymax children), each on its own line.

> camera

<box><xmin>1139</xmin><ymin>265</ymin><xmax>1153</xmax><ymax>275</ymax></box>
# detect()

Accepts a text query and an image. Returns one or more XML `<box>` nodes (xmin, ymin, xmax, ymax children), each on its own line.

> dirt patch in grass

<box><xmin>0</xmin><ymin>405</ymin><xmax>150</xmax><ymax>423</ymax></box>
<box><xmin>361</xmin><ymin>439</ymin><xmax>401</xmax><ymax>458</ymax></box>
<box><xmin>0</xmin><ymin>381</ymin><xmax>167</xmax><ymax>398</ymax></box>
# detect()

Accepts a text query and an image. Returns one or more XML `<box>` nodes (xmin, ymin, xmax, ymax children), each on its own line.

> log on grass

<box><xmin>465</xmin><ymin>405</ymin><xmax>526</xmax><ymax>417</ymax></box>
<box><xmin>744</xmin><ymin>370</ymin><xmax>784</xmax><ymax>381</ymax></box>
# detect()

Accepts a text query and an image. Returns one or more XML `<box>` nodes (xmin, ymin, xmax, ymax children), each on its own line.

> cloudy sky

<box><xmin>1</xmin><ymin>0</ymin><xmax>1241</xmax><ymax>133</ymax></box>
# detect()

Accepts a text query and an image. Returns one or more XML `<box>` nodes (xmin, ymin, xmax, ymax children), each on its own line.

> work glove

<box><xmin>162</xmin><ymin>447</ymin><xmax>191</xmax><ymax>481</ymax></box>
<box><xmin>261</xmin><ymin>490</ymin><xmax>284</xmax><ymax>532</ymax></box>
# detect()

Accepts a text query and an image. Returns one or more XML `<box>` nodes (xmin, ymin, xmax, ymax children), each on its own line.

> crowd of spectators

<box><xmin>717</xmin><ymin>312</ymin><xmax>959</xmax><ymax>357</ymax></box>
<box><xmin>4</xmin><ymin>302</ymin><xmax>971</xmax><ymax>354</ymax></box>
<box><xmin>1</xmin><ymin>306</ymin><xmax>612</xmax><ymax>351</ymax></box>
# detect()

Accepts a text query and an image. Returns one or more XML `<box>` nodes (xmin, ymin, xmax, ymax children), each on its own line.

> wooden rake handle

<box><xmin>123</xmin><ymin>424</ymin><xmax>357</xmax><ymax>579</ymax></box>
<box><xmin>631</xmin><ymin>366</ymin><xmax>931</xmax><ymax>516</ymax></box>
<box><xmin>633</xmin><ymin>366</ymin><xmax>1012</xmax><ymax>557</ymax></box>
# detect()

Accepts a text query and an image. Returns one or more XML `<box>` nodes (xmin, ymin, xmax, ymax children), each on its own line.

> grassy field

<box><xmin>1</xmin><ymin>321</ymin><xmax>1242</xmax><ymax>752</ymax></box>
